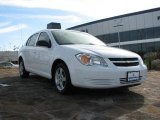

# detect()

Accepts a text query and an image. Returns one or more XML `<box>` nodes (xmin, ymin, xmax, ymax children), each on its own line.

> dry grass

<box><xmin>0</xmin><ymin>68</ymin><xmax>19</xmax><ymax>78</ymax></box>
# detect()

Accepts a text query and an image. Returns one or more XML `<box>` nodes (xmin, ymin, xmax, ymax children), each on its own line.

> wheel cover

<box><xmin>55</xmin><ymin>67</ymin><xmax>66</xmax><ymax>91</ymax></box>
<box><xmin>19</xmin><ymin>61</ymin><xmax>24</xmax><ymax>76</ymax></box>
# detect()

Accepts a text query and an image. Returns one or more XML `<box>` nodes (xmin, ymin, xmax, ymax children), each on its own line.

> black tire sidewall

<box><xmin>19</xmin><ymin>59</ymin><xmax>29</xmax><ymax>78</ymax></box>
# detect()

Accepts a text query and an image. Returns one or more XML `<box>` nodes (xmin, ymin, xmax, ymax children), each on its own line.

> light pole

<box><xmin>113</xmin><ymin>24</ymin><xmax>123</xmax><ymax>48</ymax></box>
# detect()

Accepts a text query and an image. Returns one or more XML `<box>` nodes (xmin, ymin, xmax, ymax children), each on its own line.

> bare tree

<box><xmin>13</xmin><ymin>45</ymin><xmax>20</xmax><ymax>51</ymax></box>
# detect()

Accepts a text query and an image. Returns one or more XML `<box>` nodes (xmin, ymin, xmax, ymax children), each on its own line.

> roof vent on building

<box><xmin>47</xmin><ymin>22</ymin><xmax>61</xmax><ymax>29</ymax></box>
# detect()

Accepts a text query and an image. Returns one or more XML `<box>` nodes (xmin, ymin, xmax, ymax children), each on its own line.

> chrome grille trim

<box><xmin>109</xmin><ymin>58</ymin><xmax>138</xmax><ymax>61</ymax></box>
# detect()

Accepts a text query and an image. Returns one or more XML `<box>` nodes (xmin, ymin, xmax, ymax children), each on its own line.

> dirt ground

<box><xmin>0</xmin><ymin>68</ymin><xmax>160</xmax><ymax>120</ymax></box>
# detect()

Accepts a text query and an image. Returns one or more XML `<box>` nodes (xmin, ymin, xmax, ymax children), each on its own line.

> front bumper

<box><xmin>70</xmin><ymin>63</ymin><xmax>147</xmax><ymax>89</ymax></box>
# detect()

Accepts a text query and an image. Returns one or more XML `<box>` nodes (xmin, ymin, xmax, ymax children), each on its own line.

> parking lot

<box><xmin>0</xmin><ymin>69</ymin><xmax>160</xmax><ymax>120</ymax></box>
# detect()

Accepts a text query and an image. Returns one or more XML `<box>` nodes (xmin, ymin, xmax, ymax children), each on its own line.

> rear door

<box><xmin>24</xmin><ymin>33</ymin><xmax>39</xmax><ymax>71</ymax></box>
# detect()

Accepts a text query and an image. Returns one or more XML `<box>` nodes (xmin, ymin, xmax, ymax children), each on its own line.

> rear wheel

<box><xmin>53</xmin><ymin>63</ymin><xmax>72</xmax><ymax>94</ymax></box>
<box><xmin>19</xmin><ymin>59</ymin><xmax>29</xmax><ymax>78</ymax></box>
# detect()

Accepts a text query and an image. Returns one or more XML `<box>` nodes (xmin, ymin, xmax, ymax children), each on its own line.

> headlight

<box><xmin>76</xmin><ymin>53</ymin><xmax>108</xmax><ymax>67</ymax></box>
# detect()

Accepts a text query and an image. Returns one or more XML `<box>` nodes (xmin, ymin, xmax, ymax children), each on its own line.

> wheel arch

<box><xmin>18</xmin><ymin>56</ymin><xmax>23</xmax><ymax>64</ymax></box>
<box><xmin>51</xmin><ymin>59</ymin><xmax>71</xmax><ymax>79</ymax></box>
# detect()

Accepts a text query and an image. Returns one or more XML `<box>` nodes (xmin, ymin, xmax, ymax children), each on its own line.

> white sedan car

<box><xmin>18</xmin><ymin>29</ymin><xmax>147</xmax><ymax>94</ymax></box>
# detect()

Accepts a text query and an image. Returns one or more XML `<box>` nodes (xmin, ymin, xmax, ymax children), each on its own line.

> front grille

<box><xmin>109</xmin><ymin>58</ymin><xmax>138</xmax><ymax>61</ymax></box>
<box><xmin>113</xmin><ymin>62</ymin><xmax>139</xmax><ymax>66</ymax></box>
<box><xmin>109</xmin><ymin>58</ymin><xmax>139</xmax><ymax>67</ymax></box>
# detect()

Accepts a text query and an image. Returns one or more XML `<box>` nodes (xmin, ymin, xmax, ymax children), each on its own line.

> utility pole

<box><xmin>113</xmin><ymin>19</ymin><xmax>123</xmax><ymax>48</ymax></box>
<box><xmin>113</xmin><ymin>24</ymin><xmax>123</xmax><ymax>48</ymax></box>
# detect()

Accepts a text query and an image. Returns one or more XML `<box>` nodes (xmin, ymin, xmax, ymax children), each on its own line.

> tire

<box><xmin>19</xmin><ymin>59</ymin><xmax>29</xmax><ymax>78</ymax></box>
<box><xmin>53</xmin><ymin>63</ymin><xmax>72</xmax><ymax>94</ymax></box>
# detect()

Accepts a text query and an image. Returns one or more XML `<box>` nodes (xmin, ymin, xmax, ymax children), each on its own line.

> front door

<box><xmin>34</xmin><ymin>32</ymin><xmax>52</xmax><ymax>78</ymax></box>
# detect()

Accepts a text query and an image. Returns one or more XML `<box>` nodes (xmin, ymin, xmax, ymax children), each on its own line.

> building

<box><xmin>0</xmin><ymin>51</ymin><xmax>18</xmax><ymax>64</ymax></box>
<box><xmin>68</xmin><ymin>8</ymin><xmax>160</xmax><ymax>54</ymax></box>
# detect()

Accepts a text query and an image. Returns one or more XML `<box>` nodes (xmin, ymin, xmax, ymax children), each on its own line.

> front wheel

<box><xmin>53</xmin><ymin>63</ymin><xmax>72</xmax><ymax>94</ymax></box>
<box><xmin>19</xmin><ymin>59</ymin><xmax>29</xmax><ymax>78</ymax></box>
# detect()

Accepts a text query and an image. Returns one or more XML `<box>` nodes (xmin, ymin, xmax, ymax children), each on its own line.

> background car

<box><xmin>0</xmin><ymin>61</ymin><xmax>18</xmax><ymax>69</ymax></box>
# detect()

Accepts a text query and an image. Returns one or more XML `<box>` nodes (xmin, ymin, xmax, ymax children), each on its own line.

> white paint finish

<box><xmin>33</xmin><ymin>47</ymin><xmax>51</xmax><ymax>75</ymax></box>
<box><xmin>19</xmin><ymin>29</ymin><xmax>147</xmax><ymax>89</ymax></box>
<box><xmin>144</xmin><ymin>12</ymin><xmax>153</xmax><ymax>28</ymax></box>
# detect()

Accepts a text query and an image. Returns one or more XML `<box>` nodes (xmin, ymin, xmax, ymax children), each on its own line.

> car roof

<box><xmin>36</xmin><ymin>29</ymin><xmax>86</xmax><ymax>34</ymax></box>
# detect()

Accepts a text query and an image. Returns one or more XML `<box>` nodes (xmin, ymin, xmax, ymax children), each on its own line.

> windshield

<box><xmin>51</xmin><ymin>30</ymin><xmax>106</xmax><ymax>46</ymax></box>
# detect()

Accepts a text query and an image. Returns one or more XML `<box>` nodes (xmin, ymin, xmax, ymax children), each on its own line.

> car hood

<box><xmin>63</xmin><ymin>45</ymin><xmax>139</xmax><ymax>58</ymax></box>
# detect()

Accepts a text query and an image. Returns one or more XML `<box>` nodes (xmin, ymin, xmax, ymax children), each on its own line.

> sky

<box><xmin>0</xmin><ymin>0</ymin><xmax>159</xmax><ymax>51</ymax></box>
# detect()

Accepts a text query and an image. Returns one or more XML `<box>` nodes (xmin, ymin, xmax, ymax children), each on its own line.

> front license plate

<box><xmin>127</xmin><ymin>71</ymin><xmax>140</xmax><ymax>82</ymax></box>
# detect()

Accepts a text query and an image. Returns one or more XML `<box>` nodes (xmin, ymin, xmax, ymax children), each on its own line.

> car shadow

<box><xmin>71</xmin><ymin>87</ymin><xmax>144</xmax><ymax>109</ymax></box>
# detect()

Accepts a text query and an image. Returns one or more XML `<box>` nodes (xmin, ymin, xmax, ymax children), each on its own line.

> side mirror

<box><xmin>36</xmin><ymin>40</ymin><xmax>51</xmax><ymax>48</ymax></box>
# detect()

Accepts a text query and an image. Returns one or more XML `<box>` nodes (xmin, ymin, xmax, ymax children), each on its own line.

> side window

<box><xmin>26</xmin><ymin>38</ymin><xmax>31</xmax><ymax>46</ymax></box>
<box><xmin>36</xmin><ymin>32</ymin><xmax>51</xmax><ymax>46</ymax></box>
<box><xmin>26</xmin><ymin>33</ymin><xmax>39</xmax><ymax>46</ymax></box>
